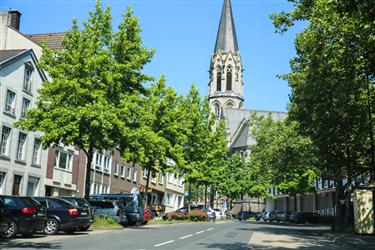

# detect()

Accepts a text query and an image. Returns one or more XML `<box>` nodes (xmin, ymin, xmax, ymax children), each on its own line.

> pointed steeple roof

<box><xmin>214</xmin><ymin>0</ymin><xmax>239</xmax><ymax>53</ymax></box>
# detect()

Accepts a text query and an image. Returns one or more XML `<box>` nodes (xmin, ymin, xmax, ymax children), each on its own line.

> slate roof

<box><xmin>25</xmin><ymin>32</ymin><xmax>66</xmax><ymax>50</ymax></box>
<box><xmin>0</xmin><ymin>49</ymin><xmax>26</xmax><ymax>64</ymax></box>
<box><xmin>214</xmin><ymin>0</ymin><xmax>239</xmax><ymax>53</ymax></box>
<box><xmin>224</xmin><ymin>108</ymin><xmax>288</xmax><ymax>149</ymax></box>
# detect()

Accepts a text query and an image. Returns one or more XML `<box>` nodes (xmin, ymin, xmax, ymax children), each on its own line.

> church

<box><xmin>208</xmin><ymin>0</ymin><xmax>286</xmax><ymax>158</ymax></box>
<box><xmin>208</xmin><ymin>0</ymin><xmax>336</xmax><ymax>214</ymax></box>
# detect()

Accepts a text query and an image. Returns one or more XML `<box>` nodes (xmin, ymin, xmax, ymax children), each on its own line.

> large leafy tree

<box><xmin>121</xmin><ymin>77</ymin><xmax>186</xmax><ymax>208</ymax></box>
<box><xmin>16</xmin><ymin>1</ymin><xmax>154</xmax><ymax>199</ymax></box>
<box><xmin>249</xmin><ymin>114</ymin><xmax>317</xmax><ymax>208</ymax></box>
<box><xmin>271</xmin><ymin>0</ymin><xmax>375</xmax><ymax>226</ymax></box>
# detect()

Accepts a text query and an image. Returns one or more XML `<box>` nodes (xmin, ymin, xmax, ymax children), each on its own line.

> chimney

<box><xmin>8</xmin><ymin>10</ymin><xmax>21</xmax><ymax>31</ymax></box>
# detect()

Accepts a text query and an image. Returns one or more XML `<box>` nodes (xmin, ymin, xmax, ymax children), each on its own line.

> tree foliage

<box><xmin>16</xmin><ymin>0</ymin><xmax>154</xmax><ymax>199</ymax></box>
<box><xmin>249</xmin><ymin>114</ymin><xmax>317</xmax><ymax>198</ymax></box>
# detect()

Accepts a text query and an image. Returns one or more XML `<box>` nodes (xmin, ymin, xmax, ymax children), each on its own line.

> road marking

<box><xmin>195</xmin><ymin>230</ymin><xmax>204</xmax><ymax>235</ymax></box>
<box><xmin>179</xmin><ymin>234</ymin><xmax>193</xmax><ymax>239</ymax></box>
<box><xmin>154</xmin><ymin>240</ymin><xmax>175</xmax><ymax>247</ymax></box>
<box><xmin>206</xmin><ymin>228</ymin><xmax>214</xmax><ymax>231</ymax></box>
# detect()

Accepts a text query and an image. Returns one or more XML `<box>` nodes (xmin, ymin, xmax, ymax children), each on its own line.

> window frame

<box><xmin>113</xmin><ymin>161</ymin><xmax>119</xmax><ymax>176</ymax></box>
<box><xmin>127</xmin><ymin>167</ymin><xmax>132</xmax><ymax>180</ymax></box>
<box><xmin>16</xmin><ymin>132</ymin><xmax>27</xmax><ymax>161</ymax></box>
<box><xmin>0</xmin><ymin>126</ymin><xmax>12</xmax><ymax>156</ymax></box>
<box><xmin>23</xmin><ymin>63</ymin><xmax>33</xmax><ymax>93</ymax></box>
<box><xmin>32</xmin><ymin>138</ymin><xmax>42</xmax><ymax>166</ymax></box>
<box><xmin>54</xmin><ymin>149</ymin><xmax>73</xmax><ymax>171</ymax></box>
<box><xmin>21</xmin><ymin>98</ymin><xmax>31</xmax><ymax>119</ymax></box>
<box><xmin>5</xmin><ymin>90</ymin><xmax>16</xmax><ymax>115</ymax></box>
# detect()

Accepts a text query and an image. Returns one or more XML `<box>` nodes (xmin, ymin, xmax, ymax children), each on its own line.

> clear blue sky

<box><xmin>1</xmin><ymin>0</ymin><xmax>306</xmax><ymax>112</ymax></box>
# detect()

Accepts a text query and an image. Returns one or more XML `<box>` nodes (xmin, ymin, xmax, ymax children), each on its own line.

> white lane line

<box><xmin>195</xmin><ymin>230</ymin><xmax>205</xmax><ymax>235</ymax></box>
<box><xmin>179</xmin><ymin>234</ymin><xmax>193</xmax><ymax>239</ymax></box>
<box><xmin>206</xmin><ymin>228</ymin><xmax>214</xmax><ymax>231</ymax></box>
<box><xmin>154</xmin><ymin>240</ymin><xmax>175</xmax><ymax>247</ymax></box>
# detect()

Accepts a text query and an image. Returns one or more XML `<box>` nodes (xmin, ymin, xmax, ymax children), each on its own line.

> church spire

<box><xmin>214</xmin><ymin>0</ymin><xmax>239</xmax><ymax>53</ymax></box>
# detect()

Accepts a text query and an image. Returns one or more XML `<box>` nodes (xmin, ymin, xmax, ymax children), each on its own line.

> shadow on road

<box><xmin>197</xmin><ymin>241</ymin><xmax>249</xmax><ymax>250</ymax></box>
<box><xmin>0</xmin><ymin>240</ymin><xmax>61</xmax><ymax>249</ymax></box>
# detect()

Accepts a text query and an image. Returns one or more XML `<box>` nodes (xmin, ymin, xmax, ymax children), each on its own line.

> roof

<box><xmin>0</xmin><ymin>49</ymin><xmax>26</xmax><ymax>64</ymax></box>
<box><xmin>25</xmin><ymin>32</ymin><xmax>66</xmax><ymax>50</ymax></box>
<box><xmin>224</xmin><ymin>108</ymin><xmax>288</xmax><ymax>149</ymax></box>
<box><xmin>214</xmin><ymin>0</ymin><xmax>239</xmax><ymax>53</ymax></box>
<box><xmin>0</xmin><ymin>49</ymin><xmax>47</xmax><ymax>81</ymax></box>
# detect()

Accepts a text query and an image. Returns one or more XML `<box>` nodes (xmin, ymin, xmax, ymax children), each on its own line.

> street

<box><xmin>0</xmin><ymin>221</ymin><xmax>356</xmax><ymax>250</ymax></box>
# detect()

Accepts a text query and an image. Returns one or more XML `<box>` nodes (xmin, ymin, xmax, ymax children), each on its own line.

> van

<box><xmin>90</xmin><ymin>193</ymin><xmax>144</xmax><ymax>225</ymax></box>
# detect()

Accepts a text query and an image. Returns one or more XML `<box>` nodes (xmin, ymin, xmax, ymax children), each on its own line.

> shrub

<box><xmin>170</xmin><ymin>212</ymin><xmax>188</xmax><ymax>220</ymax></box>
<box><xmin>187</xmin><ymin>210</ymin><xmax>207</xmax><ymax>221</ymax></box>
<box><xmin>92</xmin><ymin>216</ymin><xmax>122</xmax><ymax>229</ymax></box>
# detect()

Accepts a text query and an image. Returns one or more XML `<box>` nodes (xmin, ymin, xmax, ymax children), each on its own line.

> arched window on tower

<box><xmin>216</xmin><ymin>71</ymin><xmax>222</xmax><ymax>92</ymax></box>
<box><xmin>226</xmin><ymin>65</ymin><xmax>233</xmax><ymax>91</ymax></box>
<box><xmin>214</xmin><ymin>103</ymin><xmax>221</xmax><ymax>118</ymax></box>
<box><xmin>226</xmin><ymin>101</ymin><xmax>234</xmax><ymax>109</ymax></box>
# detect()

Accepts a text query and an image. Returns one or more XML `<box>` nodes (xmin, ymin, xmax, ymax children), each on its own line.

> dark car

<box><xmin>34</xmin><ymin>197</ymin><xmax>91</xmax><ymax>235</ymax></box>
<box><xmin>90</xmin><ymin>193</ymin><xmax>144</xmax><ymax>225</ymax></box>
<box><xmin>289</xmin><ymin>211</ymin><xmax>319</xmax><ymax>223</ymax></box>
<box><xmin>89</xmin><ymin>200</ymin><xmax>128</xmax><ymax>226</ymax></box>
<box><xmin>237</xmin><ymin>211</ymin><xmax>256</xmax><ymax>221</ymax></box>
<box><xmin>0</xmin><ymin>199</ymin><xmax>10</xmax><ymax>236</ymax></box>
<box><xmin>0</xmin><ymin>196</ymin><xmax>46</xmax><ymax>239</ymax></box>
<box><xmin>59</xmin><ymin>197</ymin><xmax>93</xmax><ymax>231</ymax></box>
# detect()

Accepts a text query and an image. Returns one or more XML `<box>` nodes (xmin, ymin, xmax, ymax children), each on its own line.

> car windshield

<box><xmin>51</xmin><ymin>198</ymin><xmax>74</xmax><ymax>208</ymax></box>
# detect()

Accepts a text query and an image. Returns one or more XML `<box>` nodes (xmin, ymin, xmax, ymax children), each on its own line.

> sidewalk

<box><xmin>325</xmin><ymin>232</ymin><xmax>375</xmax><ymax>250</ymax></box>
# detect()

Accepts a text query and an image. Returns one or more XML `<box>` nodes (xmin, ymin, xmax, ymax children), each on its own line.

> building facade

<box><xmin>0</xmin><ymin>49</ymin><xmax>48</xmax><ymax>196</ymax></box>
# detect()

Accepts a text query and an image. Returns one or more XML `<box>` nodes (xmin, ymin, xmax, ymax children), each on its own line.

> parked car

<box><xmin>202</xmin><ymin>207</ymin><xmax>216</xmax><ymax>221</ymax></box>
<box><xmin>260</xmin><ymin>211</ymin><xmax>271</xmax><ymax>221</ymax></box>
<box><xmin>90</xmin><ymin>193</ymin><xmax>144</xmax><ymax>225</ymax></box>
<box><xmin>34</xmin><ymin>197</ymin><xmax>91</xmax><ymax>235</ymax></box>
<box><xmin>237</xmin><ymin>211</ymin><xmax>256</xmax><ymax>221</ymax></box>
<box><xmin>0</xmin><ymin>199</ymin><xmax>10</xmax><ymax>237</ymax></box>
<box><xmin>0</xmin><ymin>196</ymin><xmax>47</xmax><ymax>239</ymax></box>
<box><xmin>213</xmin><ymin>208</ymin><xmax>224</xmax><ymax>220</ymax></box>
<box><xmin>59</xmin><ymin>196</ymin><xmax>93</xmax><ymax>231</ymax></box>
<box><xmin>89</xmin><ymin>200</ymin><xmax>128</xmax><ymax>226</ymax></box>
<box><xmin>162</xmin><ymin>207</ymin><xmax>188</xmax><ymax>220</ymax></box>
<box><xmin>289</xmin><ymin>211</ymin><xmax>319</xmax><ymax>223</ymax></box>
<box><xmin>143</xmin><ymin>209</ymin><xmax>152</xmax><ymax>225</ymax></box>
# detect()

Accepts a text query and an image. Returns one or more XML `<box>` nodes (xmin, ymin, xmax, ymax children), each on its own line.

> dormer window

<box><xmin>23</xmin><ymin>63</ymin><xmax>34</xmax><ymax>93</ymax></box>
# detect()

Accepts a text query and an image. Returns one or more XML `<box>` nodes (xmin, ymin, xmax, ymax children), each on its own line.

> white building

<box><xmin>0</xmin><ymin>48</ymin><xmax>48</xmax><ymax>196</ymax></box>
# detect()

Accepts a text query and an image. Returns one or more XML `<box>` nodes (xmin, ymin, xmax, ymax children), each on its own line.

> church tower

<box><xmin>209</xmin><ymin>0</ymin><xmax>244</xmax><ymax>117</ymax></box>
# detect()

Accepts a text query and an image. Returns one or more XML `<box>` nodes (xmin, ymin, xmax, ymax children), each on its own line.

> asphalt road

<box><xmin>0</xmin><ymin>221</ymin><xmax>356</xmax><ymax>250</ymax></box>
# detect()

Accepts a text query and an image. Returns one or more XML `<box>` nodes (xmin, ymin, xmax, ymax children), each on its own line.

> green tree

<box><xmin>271</xmin><ymin>0</ymin><xmax>375</xmax><ymax>227</ymax></box>
<box><xmin>16</xmin><ymin>1</ymin><xmax>154</xmax><ymax>199</ymax></box>
<box><xmin>121</xmin><ymin>77</ymin><xmax>186</xmax><ymax>208</ymax></box>
<box><xmin>249</xmin><ymin>114</ymin><xmax>317</xmax><ymax>209</ymax></box>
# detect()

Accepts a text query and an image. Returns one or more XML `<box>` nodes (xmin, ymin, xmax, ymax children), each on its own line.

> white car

<box><xmin>212</xmin><ymin>208</ymin><xmax>224</xmax><ymax>220</ymax></box>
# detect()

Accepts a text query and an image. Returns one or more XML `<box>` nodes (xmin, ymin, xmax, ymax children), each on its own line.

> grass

<box><xmin>92</xmin><ymin>216</ymin><xmax>123</xmax><ymax>230</ymax></box>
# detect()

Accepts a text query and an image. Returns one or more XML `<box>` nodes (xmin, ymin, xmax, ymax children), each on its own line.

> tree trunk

<box><xmin>195</xmin><ymin>185</ymin><xmax>198</xmax><ymax>205</ymax></box>
<box><xmin>204</xmin><ymin>184</ymin><xmax>208</xmax><ymax>207</ymax></box>
<box><xmin>294</xmin><ymin>194</ymin><xmax>297</xmax><ymax>211</ymax></box>
<box><xmin>84</xmin><ymin>147</ymin><xmax>94</xmax><ymax>200</ymax></box>
<box><xmin>210</xmin><ymin>185</ymin><xmax>215</xmax><ymax>208</ymax></box>
<box><xmin>144</xmin><ymin>166</ymin><xmax>151</xmax><ymax>209</ymax></box>
<box><xmin>188</xmin><ymin>182</ymin><xmax>192</xmax><ymax>213</ymax></box>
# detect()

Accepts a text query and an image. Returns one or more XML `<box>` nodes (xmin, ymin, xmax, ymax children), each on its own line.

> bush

<box><xmin>170</xmin><ymin>212</ymin><xmax>188</xmax><ymax>220</ymax></box>
<box><xmin>92</xmin><ymin>216</ymin><xmax>122</xmax><ymax>229</ymax></box>
<box><xmin>187</xmin><ymin>210</ymin><xmax>207</xmax><ymax>221</ymax></box>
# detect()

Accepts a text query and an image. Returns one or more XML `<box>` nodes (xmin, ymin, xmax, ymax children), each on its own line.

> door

<box><xmin>12</xmin><ymin>175</ymin><xmax>22</xmax><ymax>195</ymax></box>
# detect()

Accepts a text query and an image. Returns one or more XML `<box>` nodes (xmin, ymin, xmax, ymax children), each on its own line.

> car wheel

<box><xmin>45</xmin><ymin>219</ymin><xmax>60</xmax><ymax>235</ymax></box>
<box><xmin>3</xmin><ymin>221</ymin><xmax>17</xmax><ymax>239</ymax></box>
<box><xmin>79</xmin><ymin>226</ymin><xmax>90</xmax><ymax>231</ymax></box>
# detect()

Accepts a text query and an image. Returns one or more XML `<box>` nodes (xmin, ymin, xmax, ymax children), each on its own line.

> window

<box><xmin>143</xmin><ymin>169</ymin><xmax>148</xmax><ymax>179</ymax></box>
<box><xmin>151</xmin><ymin>172</ymin><xmax>156</xmax><ymax>183</ymax></box>
<box><xmin>158</xmin><ymin>172</ymin><xmax>164</xmax><ymax>184</ymax></box>
<box><xmin>0</xmin><ymin>126</ymin><xmax>11</xmax><ymax>156</ymax></box>
<box><xmin>214</xmin><ymin>103</ymin><xmax>220</xmax><ymax>118</ymax></box>
<box><xmin>226</xmin><ymin>101</ymin><xmax>234</xmax><ymax>109</ymax></box>
<box><xmin>21</xmin><ymin>98</ymin><xmax>30</xmax><ymax>118</ymax></box>
<box><xmin>32</xmin><ymin>138</ymin><xmax>41</xmax><ymax>165</ymax></box>
<box><xmin>114</xmin><ymin>161</ymin><xmax>119</xmax><ymax>176</ymax></box>
<box><xmin>226</xmin><ymin>65</ymin><xmax>232</xmax><ymax>91</ymax></box>
<box><xmin>127</xmin><ymin>167</ymin><xmax>132</xmax><ymax>180</ymax></box>
<box><xmin>0</xmin><ymin>172</ymin><xmax>5</xmax><ymax>192</ymax></box>
<box><xmin>216</xmin><ymin>72</ymin><xmax>222</xmax><ymax>92</ymax></box>
<box><xmin>54</xmin><ymin>149</ymin><xmax>73</xmax><ymax>171</ymax></box>
<box><xmin>26</xmin><ymin>176</ymin><xmax>39</xmax><ymax>197</ymax></box>
<box><xmin>95</xmin><ymin>152</ymin><xmax>103</xmax><ymax>171</ymax></box>
<box><xmin>5</xmin><ymin>90</ymin><xmax>16</xmax><ymax>115</ymax></box>
<box><xmin>103</xmin><ymin>156</ymin><xmax>110</xmax><ymax>174</ymax></box>
<box><xmin>167</xmin><ymin>173</ymin><xmax>174</xmax><ymax>184</ymax></box>
<box><xmin>23</xmin><ymin>66</ymin><xmax>33</xmax><ymax>92</ymax></box>
<box><xmin>178</xmin><ymin>176</ymin><xmax>184</xmax><ymax>187</ymax></box>
<box><xmin>133</xmin><ymin>170</ymin><xmax>137</xmax><ymax>182</ymax></box>
<box><xmin>16</xmin><ymin>132</ymin><xmax>27</xmax><ymax>161</ymax></box>
<box><xmin>120</xmin><ymin>165</ymin><xmax>125</xmax><ymax>177</ymax></box>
